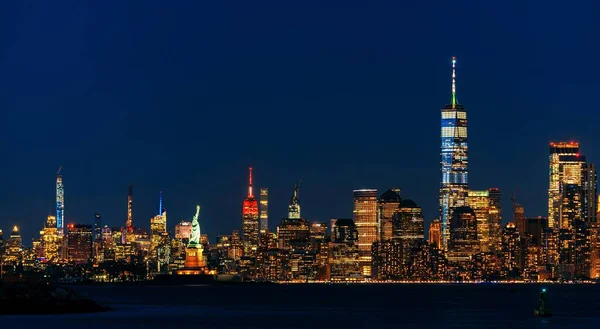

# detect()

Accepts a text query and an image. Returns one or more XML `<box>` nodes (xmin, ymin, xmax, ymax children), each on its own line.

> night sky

<box><xmin>1</xmin><ymin>1</ymin><xmax>600</xmax><ymax>243</ymax></box>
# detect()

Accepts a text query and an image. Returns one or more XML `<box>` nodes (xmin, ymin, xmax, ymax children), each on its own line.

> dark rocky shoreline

<box><xmin>0</xmin><ymin>283</ymin><xmax>110</xmax><ymax>315</ymax></box>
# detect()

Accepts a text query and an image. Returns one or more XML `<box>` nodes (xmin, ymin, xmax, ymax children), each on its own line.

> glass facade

<box><xmin>439</xmin><ymin>105</ymin><xmax>469</xmax><ymax>250</ymax></box>
<box><xmin>353</xmin><ymin>189</ymin><xmax>378</xmax><ymax>277</ymax></box>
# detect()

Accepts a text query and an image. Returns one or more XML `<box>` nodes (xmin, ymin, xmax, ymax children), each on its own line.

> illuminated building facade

<box><xmin>428</xmin><ymin>219</ymin><xmax>442</xmax><ymax>249</ymax></box>
<box><xmin>353</xmin><ymin>189</ymin><xmax>378</xmax><ymax>277</ymax></box>
<box><xmin>125</xmin><ymin>185</ymin><xmax>135</xmax><ymax>244</ymax></box>
<box><xmin>501</xmin><ymin>223</ymin><xmax>522</xmax><ymax>278</ymax></box>
<box><xmin>488</xmin><ymin>188</ymin><xmax>502</xmax><ymax>252</ymax></box>
<box><xmin>439</xmin><ymin>57</ymin><xmax>469</xmax><ymax>250</ymax></box>
<box><xmin>260</xmin><ymin>188</ymin><xmax>269</xmax><ymax>232</ymax></box>
<box><xmin>548</xmin><ymin>142</ymin><xmax>579</xmax><ymax>228</ymax></box>
<box><xmin>329</xmin><ymin>219</ymin><xmax>361</xmax><ymax>281</ymax></box>
<box><xmin>56</xmin><ymin>168</ymin><xmax>64</xmax><ymax>236</ymax></box>
<box><xmin>392</xmin><ymin>199</ymin><xmax>424</xmax><ymax>241</ymax></box>
<box><xmin>288</xmin><ymin>182</ymin><xmax>301</xmax><ymax>219</ymax></box>
<box><xmin>67</xmin><ymin>224</ymin><xmax>93</xmax><ymax>264</ymax></box>
<box><xmin>379</xmin><ymin>189</ymin><xmax>401</xmax><ymax>241</ymax></box>
<box><xmin>175</xmin><ymin>221</ymin><xmax>192</xmax><ymax>241</ymax></box>
<box><xmin>448</xmin><ymin>206</ymin><xmax>478</xmax><ymax>264</ymax></box>
<box><xmin>582</xmin><ymin>163</ymin><xmax>597</xmax><ymax>224</ymax></box>
<box><xmin>371</xmin><ymin>240</ymin><xmax>403</xmax><ymax>280</ymax></box>
<box><xmin>467</xmin><ymin>190</ymin><xmax>490</xmax><ymax>252</ymax></box>
<box><xmin>4</xmin><ymin>226</ymin><xmax>23</xmax><ymax>265</ymax></box>
<box><xmin>42</xmin><ymin>215</ymin><xmax>60</xmax><ymax>262</ymax></box>
<box><xmin>242</xmin><ymin>167</ymin><xmax>259</xmax><ymax>257</ymax></box>
<box><xmin>93</xmin><ymin>213</ymin><xmax>103</xmax><ymax>262</ymax></box>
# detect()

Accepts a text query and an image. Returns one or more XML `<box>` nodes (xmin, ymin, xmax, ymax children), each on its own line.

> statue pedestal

<box><xmin>176</xmin><ymin>245</ymin><xmax>208</xmax><ymax>275</ymax></box>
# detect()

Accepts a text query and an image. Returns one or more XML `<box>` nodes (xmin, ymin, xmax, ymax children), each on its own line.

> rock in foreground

<box><xmin>0</xmin><ymin>283</ymin><xmax>110</xmax><ymax>315</ymax></box>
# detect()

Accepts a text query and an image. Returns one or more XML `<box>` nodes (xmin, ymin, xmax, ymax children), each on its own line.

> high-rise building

<box><xmin>175</xmin><ymin>221</ymin><xmax>192</xmax><ymax>241</ymax></box>
<box><xmin>392</xmin><ymin>199</ymin><xmax>424</xmax><ymax>241</ymax></box>
<box><xmin>439</xmin><ymin>56</ymin><xmax>469</xmax><ymax>250</ymax></box>
<box><xmin>288</xmin><ymin>182</ymin><xmax>301</xmax><ymax>219</ymax></box>
<box><xmin>67</xmin><ymin>224</ymin><xmax>92</xmax><ymax>265</ymax></box>
<box><xmin>582</xmin><ymin>163</ymin><xmax>597</xmax><ymax>224</ymax></box>
<box><xmin>93</xmin><ymin>213</ymin><xmax>103</xmax><ymax>262</ymax></box>
<box><xmin>379</xmin><ymin>189</ymin><xmax>401</xmax><ymax>241</ymax></box>
<box><xmin>260</xmin><ymin>188</ymin><xmax>269</xmax><ymax>232</ymax></box>
<box><xmin>56</xmin><ymin>167</ymin><xmax>65</xmax><ymax>236</ymax></box>
<box><xmin>93</xmin><ymin>213</ymin><xmax>102</xmax><ymax>242</ymax></box>
<box><xmin>548</xmin><ymin>142</ymin><xmax>579</xmax><ymax>228</ymax></box>
<box><xmin>467</xmin><ymin>190</ymin><xmax>490</xmax><ymax>252</ymax></box>
<box><xmin>428</xmin><ymin>219</ymin><xmax>442</xmax><ymax>249</ymax></box>
<box><xmin>42</xmin><ymin>215</ymin><xmax>60</xmax><ymax>262</ymax></box>
<box><xmin>488</xmin><ymin>188</ymin><xmax>502</xmax><ymax>252</ymax></box>
<box><xmin>329</xmin><ymin>219</ymin><xmax>361</xmax><ymax>281</ymax></box>
<box><xmin>353</xmin><ymin>189</ymin><xmax>378</xmax><ymax>277</ymax></box>
<box><xmin>4</xmin><ymin>226</ymin><xmax>23</xmax><ymax>265</ymax></box>
<box><xmin>448</xmin><ymin>206</ymin><xmax>478</xmax><ymax>264</ymax></box>
<box><xmin>124</xmin><ymin>185</ymin><xmax>135</xmax><ymax>244</ymax></box>
<box><xmin>242</xmin><ymin>167</ymin><xmax>259</xmax><ymax>257</ymax></box>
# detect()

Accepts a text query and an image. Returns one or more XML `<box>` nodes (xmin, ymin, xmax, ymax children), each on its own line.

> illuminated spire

<box><xmin>159</xmin><ymin>191</ymin><xmax>163</xmax><ymax>215</ymax></box>
<box><xmin>451</xmin><ymin>56</ymin><xmax>457</xmax><ymax>108</ymax></box>
<box><xmin>248</xmin><ymin>167</ymin><xmax>254</xmax><ymax>198</ymax></box>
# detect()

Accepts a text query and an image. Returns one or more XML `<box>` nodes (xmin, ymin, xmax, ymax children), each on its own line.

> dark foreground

<box><xmin>2</xmin><ymin>284</ymin><xmax>600</xmax><ymax>329</ymax></box>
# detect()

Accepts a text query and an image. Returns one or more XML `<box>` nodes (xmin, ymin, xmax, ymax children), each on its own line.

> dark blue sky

<box><xmin>1</xmin><ymin>1</ymin><xmax>600</xmax><ymax>244</ymax></box>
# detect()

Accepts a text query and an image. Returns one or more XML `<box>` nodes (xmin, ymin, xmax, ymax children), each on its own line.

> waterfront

<box><xmin>2</xmin><ymin>284</ymin><xmax>600</xmax><ymax>329</ymax></box>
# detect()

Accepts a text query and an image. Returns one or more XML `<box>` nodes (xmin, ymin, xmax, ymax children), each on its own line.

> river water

<box><xmin>2</xmin><ymin>283</ymin><xmax>599</xmax><ymax>329</ymax></box>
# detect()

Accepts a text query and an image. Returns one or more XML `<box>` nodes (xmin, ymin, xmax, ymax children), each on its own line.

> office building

<box><xmin>67</xmin><ymin>224</ymin><xmax>93</xmax><ymax>265</ymax></box>
<box><xmin>468</xmin><ymin>190</ymin><xmax>490</xmax><ymax>252</ymax></box>
<box><xmin>488</xmin><ymin>188</ymin><xmax>502</xmax><ymax>252</ymax></box>
<box><xmin>379</xmin><ymin>189</ymin><xmax>401</xmax><ymax>241</ymax></box>
<box><xmin>329</xmin><ymin>219</ymin><xmax>361</xmax><ymax>281</ymax></box>
<box><xmin>242</xmin><ymin>167</ymin><xmax>259</xmax><ymax>257</ymax></box>
<box><xmin>548</xmin><ymin>142</ymin><xmax>579</xmax><ymax>228</ymax></box>
<box><xmin>392</xmin><ymin>199</ymin><xmax>424</xmax><ymax>241</ymax></box>
<box><xmin>439</xmin><ymin>57</ymin><xmax>469</xmax><ymax>250</ymax></box>
<box><xmin>353</xmin><ymin>189</ymin><xmax>378</xmax><ymax>277</ymax></box>
<box><xmin>448</xmin><ymin>206</ymin><xmax>478</xmax><ymax>264</ymax></box>
<box><xmin>56</xmin><ymin>168</ymin><xmax>64</xmax><ymax>236</ymax></box>
<box><xmin>260</xmin><ymin>188</ymin><xmax>269</xmax><ymax>232</ymax></box>
<box><xmin>428</xmin><ymin>219</ymin><xmax>442</xmax><ymax>249</ymax></box>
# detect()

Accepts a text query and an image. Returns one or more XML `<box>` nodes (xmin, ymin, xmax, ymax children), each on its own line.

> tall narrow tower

<box><xmin>259</xmin><ymin>188</ymin><xmax>269</xmax><ymax>232</ymax></box>
<box><xmin>56</xmin><ymin>166</ymin><xmax>65</xmax><ymax>236</ymax></box>
<box><xmin>126</xmin><ymin>185</ymin><xmax>133</xmax><ymax>233</ymax></box>
<box><xmin>439</xmin><ymin>56</ymin><xmax>469</xmax><ymax>250</ymax></box>
<box><xmin>242</xmin><ymin>167</ymin><xmax>259</xmax><ymax>257</ymax></box>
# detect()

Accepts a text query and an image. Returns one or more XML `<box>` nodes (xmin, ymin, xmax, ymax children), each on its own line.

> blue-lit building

<box><xmin>56</xmin><ymin>169</ymin><xmax>64</xmax><ymax>236</ymax></box>
<box><xmin>439</xmin><ymin>57</ymin><xmax>469</xmax><ymax>250</ymax></box>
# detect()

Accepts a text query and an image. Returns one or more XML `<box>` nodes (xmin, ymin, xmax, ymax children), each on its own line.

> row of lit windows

<box><xmin>441</xmin><ymin>127</ymin><xmax>467</xmax><ymax>138</ymax></box>
<box><xmin>441</xmin><ymin>111</ymin><xmax>467</xmax><ymax>119</ymax></box>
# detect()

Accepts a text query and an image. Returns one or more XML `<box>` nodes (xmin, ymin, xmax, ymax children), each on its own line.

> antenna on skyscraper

<box><xmin>451</xmin><ymin>56</ymin><xmax>457</xmax><ymax>108</ymax></box>
<box><xmin>57</xmin><ymin>165</ymin><xmax>62</xmax><ymax>175</ymax></box>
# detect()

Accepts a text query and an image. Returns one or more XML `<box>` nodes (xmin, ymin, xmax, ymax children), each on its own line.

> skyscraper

<box><xmin>448</xmin><ymin>206</ymin><xmax>478</xmax><ymax>264</ymax></box>
<box><xmin>242</xmin><ymin>167</ymin><xmax>259</xmax><ymax>257</ymax></box>
<box><xmin>288</xmin><ymin>181</ymin><xmax>301</xmax><ymax>219</ymax></box>
<box><xmin>428</xmin><ymin>219</ymin><xmax>442</xmax><ymax>249</ymax></box>
<box><xmin>439</xmin><ymin>56</ymin><xmax>469</xmax><ymax>250</ymax></box>
<box><xmin>582</xmin><ymin>163</ymin><xmax>597</xmax><ymax>224</ymax></box>
<box><xmin>548</xmin><ymin>142</ymin><xmax>579</xmax><ymax>228</ymax></box>
<box><xmin>260</xmin><ymin>188</ymin><xmax>269</xmax><ymax>232</ymax></box>
<box><xmin>56</xmin><ymin>167</ymin><xmax>64</xmax><ymax>236</ymax></box>
<box><xmin>93</xmin><ymin>213</ymin><xmax>103</xmax><ymax>262</ymax></box>
<box><xmin>467</xmin><ymin>190</ymin><xmax>490</xmax><ymax>252</ymax></box>
<box><xmin>392</xmin><ymin>199</ymin><xmax>425</xmax><ymax>241</ymax></box>
<box><xmin>488</xmin><ymin>188</ymin><xmax>502</xmax><ymax>252</ymax></box>
<box><xmin>66</xmin><ymin>224</ymin><xmax>92</xmax><ymax>265</ymax></box>
<box><xmin>379</xmin><ymin>189</ymin><xmax>401</xmax><ymax>241</ymax></box>
<box><xmin>353</xmin><ymin>189</ymin><xmax>378</xmax><ymax>277</ymax></box>
<box><xmin>126</xmin><ymin>185</ymin><xmax>133</xmax><ymax>233</ymax></box>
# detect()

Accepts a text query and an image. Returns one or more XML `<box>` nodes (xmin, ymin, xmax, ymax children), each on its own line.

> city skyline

<box><xmin>2</xmin><ymin>1</ymin><xmax>599</xmax><ymax>244</ymax></box>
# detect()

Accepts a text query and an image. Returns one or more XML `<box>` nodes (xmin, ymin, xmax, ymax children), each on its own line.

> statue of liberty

<box><xmin>188</xmin><ymin>205</ymin><xmax>201</xmax><ymax>248</ymax></box>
